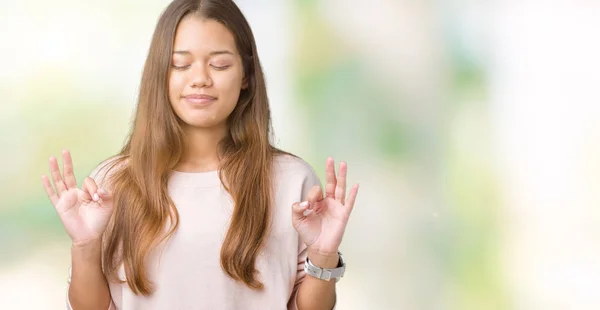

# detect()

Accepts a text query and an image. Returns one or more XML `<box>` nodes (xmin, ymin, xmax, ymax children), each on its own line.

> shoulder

<box><xmin>272</xmin><ymin>153</ymin><xmax>322</xmax><ymax>194</ymax></box>
<box><xmin>90</xmin><ymin>155</ymin><xmax>128</xmax><ymax>188</ymax></box>
<box><xmin>273</xmin><ymin>153</ymin><xmax>318</xmax><ymax>179</ymax></box>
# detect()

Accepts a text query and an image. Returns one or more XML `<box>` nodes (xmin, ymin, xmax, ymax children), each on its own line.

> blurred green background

<box><xmin>1</xmin><ymin>0</ymin><xmax>600</xmax><ymax>309</ymax></box>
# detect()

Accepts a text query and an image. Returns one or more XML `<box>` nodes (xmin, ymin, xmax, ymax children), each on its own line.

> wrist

<box><xmin>71</xmin><ymin>239</ymin><xmax>103</xmax><ymax>263</ymax></box>
<box><xmin>307</xmin><ymin>250</ymin><xmax>340</xmax><ymax>269</ymax></box>
<box><xmin>72</xmin><ymin>237</ymin><xmax>103</xmax><ymax>250</ymax></box>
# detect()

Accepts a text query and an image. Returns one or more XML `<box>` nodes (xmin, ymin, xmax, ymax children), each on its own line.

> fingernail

<box><xmin>98</xmin><ymin>188</ymin><xmax>107</xmax><ymax>196</ymax></box>
<box><xmin>303</xmin><ymin>209</ymin><xmax>311</xmax><ymax>217</ymax></box>
<box><xmin>299</xmin><ymin>201</ymin><xmax>309</xmax><ymax>208</ymax></box>
<box><xmin>93</xmin><ymin>193</ymin><xmax>99</xmax><ymax>201</ymax></box>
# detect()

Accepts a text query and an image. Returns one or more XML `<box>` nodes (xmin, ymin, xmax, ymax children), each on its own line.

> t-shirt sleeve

<box><xmin>89</xmin><ymin>156</ymin><xmax>123</xmax><ymax>190</ymax></box>
<box><xmin>287</xmin><ymin>161</ymin><xmax>337</xmax><ymax>310</ymax></box>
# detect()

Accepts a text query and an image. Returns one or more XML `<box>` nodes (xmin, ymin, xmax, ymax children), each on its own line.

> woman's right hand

<box><xmin>42</xmin><ymin>150</ymin><xmax>114</xmax><ymax>248</ymax></box>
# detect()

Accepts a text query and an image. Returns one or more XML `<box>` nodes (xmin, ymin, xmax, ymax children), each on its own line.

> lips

<box><xmin>183</xmin><ymin>94</ymin><xmax>216</xmax><ymax>105</ymax></box>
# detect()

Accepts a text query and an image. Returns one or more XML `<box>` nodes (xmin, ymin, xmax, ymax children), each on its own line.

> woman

<box><xmin>42</xmin><ymin>0</ymin><xmax>359</xmax><ymax>309</ymax></box>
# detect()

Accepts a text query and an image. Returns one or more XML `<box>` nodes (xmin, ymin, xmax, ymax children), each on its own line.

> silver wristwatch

<box><xmin>304</xmin><ymin>251</ymin><xmax>345</xmax><ymax>282</ymax></box>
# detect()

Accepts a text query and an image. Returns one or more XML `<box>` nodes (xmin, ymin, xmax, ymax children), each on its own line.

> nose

<box><xmin>189</xmin><ymin>63</ymin><xmax>212</xmax><ymax>88</ymax></box>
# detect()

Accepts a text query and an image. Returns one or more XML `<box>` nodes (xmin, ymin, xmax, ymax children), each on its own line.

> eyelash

<box><xmin>212</xmin><ymin>65</ymin><xmax>230</xmax><ymax>71</ymax></box>
<box><xmin>171</xmin><ymin>65</ymin><xmax>230</xmax><ymax>71</ymax></box>
<box><xmin>172</xmin><ymin>65</ymin><xmax>189</xmax><ymax>70</ymax></box>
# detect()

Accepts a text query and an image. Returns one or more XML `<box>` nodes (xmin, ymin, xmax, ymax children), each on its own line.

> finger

<box><xmin>41</xmin><ymin>175</ymin><xmax>59</xmax><ymax>206</ymax></box>
<box><xmin>292</xmin><ymin>201</ymin><xmax>311</xmax><ymax>222</ymax></box>
<box><xmin>335</xmin><ymin>161</ymin><xmax>347</xmax><ymax>204</ymax></box>
<box><xmin>82</xmin><ymin>177</ymin><xmax>99</xmax><ymax>203</ymax></box>
<box><xmin>62</xmin><ymin>150</ymin><xmax>77</xmax><ymax>189</ymax></box>
<box><xmin>97</xmin><ymin>188</ymin><xmax>112</xmax><ymax>204</ymax></box>
<box><xmin>325</xmin><ymin>157</ymin><xmax>337</xmax><ymax>199</ymax></box>
<box><xmin>307</xmin><ymin>185</ymin><xmax>327</xmax><ymax>214</ymax></box>
<box><xmin>306</xmin><ymin>185</ymin><xmax>323</xmax><ymax>208</ymax></box>
<box><xmin>344</xmin><ymin>184</ymin><xmax>360</xmax><ymax>213</ymax></box>
<box><xmin>49</xmin><ymin>156</ymin><xmax>67</xmax><ymax>194</ymax></box>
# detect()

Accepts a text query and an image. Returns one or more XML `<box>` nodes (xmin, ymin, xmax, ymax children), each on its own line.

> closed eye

<box><xmin>211</xmin><ymin>65</ymin><xmax>230</xmax><ymax>71</ymax></box>
<box><xmin>172</xmin><ymin>64</ymin><xmax>190</xmax><ymax>70</ymax></box>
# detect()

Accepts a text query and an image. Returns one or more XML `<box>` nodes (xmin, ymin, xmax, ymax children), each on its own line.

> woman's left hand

<box><xmin>291</xmin><ymin>157</ymin><xmax>359</xmax><ymax>258</ymax></box>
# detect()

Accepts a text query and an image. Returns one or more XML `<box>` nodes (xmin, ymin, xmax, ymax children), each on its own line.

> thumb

<box><xmin>96</xmin><ymin>188</ymin><xmax>113</xmax><ymax>205</ymax></box>
<box><xmin>292</xmin><ymin>201</ymin><xmax>311</xmax><ymax>223</ymax></box>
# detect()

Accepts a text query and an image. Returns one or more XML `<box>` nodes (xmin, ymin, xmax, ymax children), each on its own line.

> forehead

<box><xmin>172</xmin><ymin>15</ymin><xmax>238</xmax><ymax>55</ymax></box>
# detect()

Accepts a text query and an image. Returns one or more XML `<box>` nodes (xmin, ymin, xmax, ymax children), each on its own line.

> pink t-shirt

<box><xmin>66</xmin><ymin>154</ymin><xmax>325</xmax><ymax>310</ymax></box>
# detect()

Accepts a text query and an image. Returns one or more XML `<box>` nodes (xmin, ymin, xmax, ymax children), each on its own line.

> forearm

<box><xmin>295</xmin><ymin>252</ymin><xmax>339</xmax><ymax>310</ymax></box>
<box><xmin>68</xmin><ymin>240</ymin><xmax>111</xmax><ymax>310</ymax></box>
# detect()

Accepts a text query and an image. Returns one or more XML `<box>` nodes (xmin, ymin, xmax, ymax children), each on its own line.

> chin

<box><xmin>182</xmin><ymin>117</ymin><xmax>224</xmax><ymax>129</ymax></box>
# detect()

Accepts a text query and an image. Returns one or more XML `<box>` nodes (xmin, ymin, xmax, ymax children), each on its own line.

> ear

<box><xmin>241</xmin><ymin>76</ymin><xmax>249</xmax><ymax>90</ymax></box>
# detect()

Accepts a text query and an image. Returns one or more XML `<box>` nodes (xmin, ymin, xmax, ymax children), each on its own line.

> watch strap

<box><xmin>304</xmin><ymin>251</ymin><xmax>345</xmax><ymax>282</ymax></box>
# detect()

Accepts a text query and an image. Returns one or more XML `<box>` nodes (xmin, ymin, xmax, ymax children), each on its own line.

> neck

<box><xmin>175</xmin><ymin>123</ymin><xmax>228</xmax><ymax>173</ymax></box>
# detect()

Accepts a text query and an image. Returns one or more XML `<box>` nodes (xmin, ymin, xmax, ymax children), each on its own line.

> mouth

<box><xmin>183</xmin><ymin>94</ymin><xmax>217</xmax><ymax>105</ymax></box>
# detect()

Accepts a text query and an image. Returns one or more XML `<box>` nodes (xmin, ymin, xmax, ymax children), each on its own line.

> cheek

<box><xmin>168</xmin><ymin>74</ymin><xmax>185</xmax><ymax>100</ymax></box>
<box><xmin>214</xmin><ymin>73</ymin><xmax>243</xmax><ymax>98</ymax></box>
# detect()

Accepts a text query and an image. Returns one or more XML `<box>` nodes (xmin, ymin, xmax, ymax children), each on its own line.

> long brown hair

<box><xmin>100</xmin><ymin>0</ymin><xmax>287</xmax><ymax>295</ymax></box>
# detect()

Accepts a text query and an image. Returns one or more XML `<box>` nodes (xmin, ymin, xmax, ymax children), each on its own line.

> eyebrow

<box><xmin>172</xmin><ymin>50</ymin><xmax>235</xmax><ymax>56</ymax></box>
